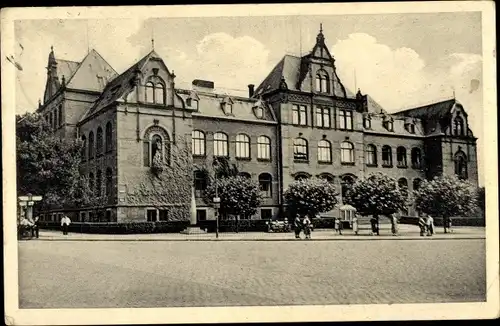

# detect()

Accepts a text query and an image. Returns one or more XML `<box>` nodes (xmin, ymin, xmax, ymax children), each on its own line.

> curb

<box><xmin>23</xmin><ymin>236</ymin><xmax>485</xmax><ymax>242</ymax></box>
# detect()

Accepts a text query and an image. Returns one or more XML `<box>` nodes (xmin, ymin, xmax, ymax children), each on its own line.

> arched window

<box><xmin>155</xmin><ymin>83</ymin><xmax>165</xmax><ymax>104</ymax></box>
<box><xmin>88</xmin><ymin>172</ymin><xmax>94</xmax><ymax>195</ymax></box>
<box><xmin>411</xmin><ymin>148</ymin><xmax>422</xmax><ymax>169</ymax></box>
<box><xmin>382</xmin><ymin>145</ymin><xmax>393</xmax><ymax>166</ymax></box>
<box><xmin>81</xmin><ymin>135</ymin><xmax>87</xmax><ymax>161</ymax></box>
<box><xmin>105</xmin><ymin>122</ymin><xmax>112</xmax><ymax>153</ymax></box>
<box><xmin>235</xmin><ymin>134</ymin><xmax>251</xmax><ymax>159</ymax></box>
<box><xmin>194</xmin><ymin>170</ymin><xmax>207</xmax><ymax>198</ymax></box>
<box><xmin>259</xmin><ymin>173</ymin><xmax>272</xmax><ymax>198</ymax></box>
<box><xmin>454</xmin><ymin>116</ymin><xmax>465</xmax><ymax>136</ymax></box>
<box><xmin>58</xmin><ymin>105</ymin><xmax>62</xmax><ymax>126</ymax></box>
<box><xmin>293</xmin><ymin>138</ymin><xmax>308</xmax><ymax>161</ymax></box>
<box><xmin>294</xmin><ymin>173</ymin><xmax>310</xmax><ymax>181</ymax></box>
<box><xmin>257</xmin><ymin>136</ymin><xmax>271</xmax><ymax>160</ymax></box>
<box><xmin>366</xmin><ymin>144</ymin><xmax>377</xmax><ymax>166</ymax></box>
<box><xmin>319</xmin><ymin>173</ymin><xmax>335</xmax><ymax>183</ymax></box>
<box><xmin>413</xmin><ymin>178</ymin><xmax>422</xmax><ymax>191</ymax></box>
<box><xmin>239</xmin><ymin>172</ymin><xmax>251</xmax><ymax>179</ymax></box>
<box><xmin>397</xmin><ymin>146</ymin><xmax>407</xmax><ymax>167</ymax></box>
<box><xmin>96</xmin><ymin>170</ymin><xmax>102</xmax><ymax>197</ymax></box>
<box><xmin>145</xmin><ymin>82</ymin><xmax>155</xmax><ymax>103</ymax></box>
<box><xmin>143</xmin><ymin>126</ymin><xmax>171</xmax><ymax>167</ymax></box>
<box><xmin>341</xmin><ymin>175</ymin><xmax>355</xmax><ymax>203</ymax></box>
<box><xmin>96</xmin><ymin>127</ymin><xmax>103</xmax><ymax>156</ymax></box>
<box><xmin>192</xmin><ymin>130</ymin><xmax>206</xmax><ymax>156</ymax></box>
<box><xmin>317</xmin><ymin>139</ymin><xmax>332</xmax><ymax>163</ymax></box>
<box><xmin>105</xmin><ymin>168</ymin><xmax>113</xmax><ymax>198</ymax></box>
<box><xmin>214</xmin><ymin>132</ymin><xmax>229</xmax><ymax>157</ymax></box>
<box><xmin>341</xmin><ymin>141</ymin><xmax>354</xmax><ymax>164</ymax></box>
<box><xmin>398</xmin><ymin>178</ymin><xmax>408</xmax><ymax>197</ymax></box>
<box><xmin>88</xmin><ymin>131</ymin><xmax>95</xmax><ymax>159</ymax></box>
<box><xmin>315</xmin><ymin>70</ymin><xmax>330</xmax><ymax>93</ymax></box>
<box><xmin>454</xmin><ymin>151</ymin><xmax>468</xmax><ymax>180</ymax></box>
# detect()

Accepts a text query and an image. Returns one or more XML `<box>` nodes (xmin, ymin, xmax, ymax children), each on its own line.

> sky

<box><xmin>12</xmin><ymin>12</ymin><xmax>484</xmax><ymax>185</ymax></box>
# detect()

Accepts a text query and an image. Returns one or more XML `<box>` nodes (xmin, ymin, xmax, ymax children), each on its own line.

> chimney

<box><xmin>248</xmin><ymin>84</ymin><xmax>255</xmax><ymax>98</ymax></box>
<box><xmin>192</xmin><ymin>79</ymin><xmax>215</xmax><ymax>93</ymax></box>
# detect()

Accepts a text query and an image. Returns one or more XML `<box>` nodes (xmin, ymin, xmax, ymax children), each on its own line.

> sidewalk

<box><xmin>29</xmin><ymin>225</ymin><xmax>485</xmax><ymax>242</ymax></box>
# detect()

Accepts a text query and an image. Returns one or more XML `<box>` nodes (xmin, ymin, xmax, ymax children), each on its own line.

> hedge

<box><xmin>398</xmin><ymin>216</ymin><xmax>485</xmax><ymax>227</ymax></box>
<box><xmin>38</xmin><ymin>221</ymin><xmax>190</xmax><ymax>234</ymax></box>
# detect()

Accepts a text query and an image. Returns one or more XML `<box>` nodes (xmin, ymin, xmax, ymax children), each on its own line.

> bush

<box><xmin>38</xmin><ymin>221</ymin><xmax>191</xmax><ymax>234</ymax></box>
<box><xmin>198</xmin><ymin>219</ymin><xmax>270</xmax><ymax>233</ymax></box>
<box><xmin>398</xmin><ymin>216</ymin><xmax>485</xmax><ymax>227</ymax></box>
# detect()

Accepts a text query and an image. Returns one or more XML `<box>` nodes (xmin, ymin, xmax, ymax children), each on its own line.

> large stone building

<box><xmin>37</xmin><ymin>27</ymin><xmax>478</xmax><ymax>223</ymax></box>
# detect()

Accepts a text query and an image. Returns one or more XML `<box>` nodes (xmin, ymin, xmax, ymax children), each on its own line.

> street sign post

<box><xmin>18</xmin><ymin>194</ymin><xmax>43</xmax><ymax>223</ymax></box>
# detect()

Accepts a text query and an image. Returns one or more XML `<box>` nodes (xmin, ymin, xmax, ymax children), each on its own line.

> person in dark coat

<box><xmin>293</xmin><ymin>215</ymin><xmax>302</xmax><ymax>239</ymax></box>
<box><xmin>418</xmin><ymin>215</ymin><xmax>427</xmax><ymax>236</ymax></box>
<box><xmin>31</xmin><ymin>216</ymin><xmax>40</xmax><ymax>238</ymax></box>
<box><xmin>337</xmin><ymin>217</ymin><xmax>343</xmax><ymax>235</ymax></box>
<box><xmin>370</xmin><ymin>217</ymin><xmax>378</xmax><ymax>235</ymax></box>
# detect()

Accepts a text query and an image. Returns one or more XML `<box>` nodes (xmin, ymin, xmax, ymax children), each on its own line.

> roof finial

<box><xmin>320</xmin><ymin>23</ymin><xmax>323</xmax><ymax>33</ymax></box>
<box><xmin>151</xmin><ymin>26</ymin><xmax>155</xmax><ymax>50</ymax></box>
<box><xmin>51</xmin><ymin>45</ymin><xmax>53</xmax><ymax>51</ymax></box>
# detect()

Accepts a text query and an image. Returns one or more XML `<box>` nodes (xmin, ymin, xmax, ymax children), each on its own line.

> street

<box><xmin>18</xmin><ymin>239</ymin><xmax>486</xmax><ymax>308</ymax></box>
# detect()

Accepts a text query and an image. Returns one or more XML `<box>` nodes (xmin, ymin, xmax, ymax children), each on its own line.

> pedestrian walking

<box><xmin>61</xmin><ymin>215</ymin><xmax>71</xmax><ymax>235</ymax></box>
<box><xmin>444</xmin><ymin>217</ymin><xmax>453</xmax><ymax>234</ymax></box>
<box><xmin>293</xmin><ymin>215</ymin><xmax>302</xmax><ymax>239</ymax></box>
<box><xmin>334</xmin><ymin>217</ymin><xmax>340</xmax><ymax>234</ymax></box>
<box><xmin>337</xmin><ymin>217</ymin><xmax>343</xmax><ymax>235</ymax></box>
<box><xmin>370</xmin><ymin>217</ymin><xmax>378</xmax><ymax>235</ymax></box>
<box><xmin>352</xmin><ymin>214</ymin><xmax>359</xmax><ymax>235</ymax></box>
<box><xmin>426</xmin><ymin>215</ymin><xmax>434</xmax><ymax>236</ymax></box>
<box><xmin>390</xmin><ymin>214</ymin><xmax>398</xmax><ymax>236</ymax></box>
<box><xmin>418</xmin><ymin>215</ymin><xmax>427</xmax><ymax>236</ymax></box>
<box><xmin>32</xmin><ymin>215</ymin><xmax>40</xmax><ymax>238</ymax></box>
<box><xmin>303</xmin><ymin>215</ymin><xmax>312</xmax><ymax>239</ymax></box>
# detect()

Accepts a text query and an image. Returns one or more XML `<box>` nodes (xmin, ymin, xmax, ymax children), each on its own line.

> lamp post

<box><xmin>213</xmin><ymin>159</ymin><xmax>220</xmax><ymax>238</ymax></box>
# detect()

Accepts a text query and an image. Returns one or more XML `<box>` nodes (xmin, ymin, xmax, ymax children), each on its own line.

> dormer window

<box><xmin>363</xmin><ymin>115</ymin><xmax>372</xmax><ymax>129</ymax></box>
<box><xmin>253</xmin><ymin>106</ymin><xmax>264</xmax><ymax>119</ymax></box>
<box><xmin>383</xmin><ymin>117</ymin><xmax>394</xmax><ymax>132</ymax></box>
<box><xmin>186</xmin><ymin>90</ymin><xmax>200</xmax><ymax>111</ymax></box>
<box><xmin>221</xmin><ymin>97</ymin><xmax>234</xmax><ymax>116</ymax></box>
<box><xmin>315</xmin><ymin>70</ymin><xmax>330</xmax><ymax>93</ymax></box>
<box><xmin>405</xmin><ymin>120</ymin><xmax>416</xmax><ymax>134</ymax></box>
<box><xmin>453</xmin><ymin>116</ymin><xmax>465</xmax><ymax>136</ymax></box>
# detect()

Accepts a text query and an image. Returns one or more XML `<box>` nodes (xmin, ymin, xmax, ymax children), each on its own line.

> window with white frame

<box><xmin>235</xmin><ymin>134</ymin><xmax>250</xmax><ymax>159</ymax></box>
<box><xmin>340</xmin><ymin>141</ymin><xmax>355</xmax><ymax>164</ymax></box>
<box><xmin>317</xmin><ymin>139</ymin><xmax>332</xmax><ymax>163</ymax></box>
<box><xmin>292</xmin><ymin>105</ymin><xmax>307</xmax><ymax>126</ymax></box>
<box><xmin>315</xmin><ymin>107</ymin><xmax>330</xmax><ymax>128</ymax></box>
<box><xmin>192</xmin><ymin>130</ymin><xmax>206</xmax><ymax>156</ymax></box>
<box><xmin>213</xmin><ymin>132</ymin><xmax>229</xmax><ymax>157</ymax></box>
<box><xmin>257</xmin><ymin>136</ymin><xmax>271</xmax><ymax>160</ymax></box>
<box><xmin>339</xmin><ymin>110</ymin><xmax>353</xmax><ymax>130</ymax></box>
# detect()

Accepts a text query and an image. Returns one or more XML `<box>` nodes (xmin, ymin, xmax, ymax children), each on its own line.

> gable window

<box><xmin>411</xmin><ymin>148</ymin><xmax>422</xmax><ymax>169</ymax></box>
<box><xmin>340</xmin><ymin>141</ymin><xmax>355</xmax><ymax>164</ymax></box>
<box><xmin>382</xmin><ymin>145</ymin><xmax>393</xmax><ymax>167</ymax></box>
<box><xmin>81</xmin><ymin>135</ymin><xmax>87</xmax><ymax>161</ymax></box>
<box><xmin>257</xmin><ymin>136</ymin><xmax>271</xmax><ymax>160</ymax></box>
<box><xmin>366</xmin><ymin>144</ymin><xmax>377</xmax><ymax>166</ymax></box>
<box><xmin>292</xmin><ymin>104</ymin><xmax>307</xmax><ymax>126</ymax></box>
<box><xmin>339</xmin><ymin>110</ymin><xmax>353</xmax><ymax>130</ymax></box>
<box><xmin>105</xmin><ymin>168</ymin><xmax>113</xmax><ymax>198</ymax></box>
<box><xmin>317</xmin><ymin>139</ymin><xmax>332</xmax><ymax>163</ymax></box>
<box><xmin>192</xmin><ymin>130</ymin><xmax>206</xmax><ymax>156</ymax></box>
<box><xmin>235</xmin><ymin>134</ymin><xmax>251</xmax><ymax>159</ymax></box>
<box><xmin>259</xmin><ymin>173</ymin><xmax>272</xmax><ymax>198</ymax></box>
<box><xmin>105</xmin><ymin>122</ymin><xmax>112</xmax><ymax>153</ymax></box>
<box><xmin>96</xmin><ymin>127</ymin><xmax>103</xmax><ymax>156</ymax></box>
<box><xmin>155</xmin><ymin>83</ymin><xmax>165</xmax><ymax>104</ymax></box>
<box><xmin>214</xmin><ymin>132</ymin><xmax>229</xmax><ymax>157</ymax></box>
<box><xmin>454</xmin><ymin>116</ymin><xmax>465</xmax><ymax>136</ymax></box>
<box><xmin>145</xmin><ymin>81</ymin><xmax>165</xmax><ymax>104</ymax></box>
<box><xmin>315</xmin><ymin>70</ymin><xmax>330</xmax><ymax>93</ymax></box>
<box><xmin>293</xmin><ymin>138</ymin><xmax>308</xmax><ymax>161</ymax></box>
<box><xmin>88</xmin><ymin>131</ymin><xmax>95</xmax><ymax>159</ymax></box>
<box><xmin>194</xmin><ymin>171</ymin><xmax>207</xmax><ymax>198</ymax></box>
<box><xmin>316</xmin><ymin>107</ymin><xmax>330</xmax><ymax>128</ymax></box>
<box><xmin>397</xmin><ymin>146</ymin><xmax>407</xmax><ymax>167</ymax></box>
<box><xmin>143</xmin><ymin>126</ymin><xmax>171</xmax><ymax>167</ymax></box>
<box><xmin>454</xmin><ymin>151</ymin><xmax>468</xmax><ymax>180</ymax></box>
<box><xmin>145</xmin><ymin>82</ymin><xmax>155</xmax><ymax>103</ymax></box>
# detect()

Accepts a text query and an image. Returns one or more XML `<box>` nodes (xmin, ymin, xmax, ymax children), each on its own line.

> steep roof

<box><xmin>55</xmin><ymin>59</ymin><xmax>80</xmax><ymax>83</ymax></box>
<box><xmin>65</xmin><ymin>49</ymin><xmax>118</xmax><ymax>92</ymax></box>
<box><xmin>85</xmin><ymin>50</ymin><xmax>158</xmax><ymax>116</ymax></box>
<box><xmin>392</xmin><ymin>98</ymin><xmax>455</xmax><ymax>119</ymax></box>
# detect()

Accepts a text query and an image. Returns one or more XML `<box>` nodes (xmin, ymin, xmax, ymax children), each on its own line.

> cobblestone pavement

<box><xmin>18</xmin><ymin>239</ymin><xmax>486</xmax><ymax>308</ymax></box>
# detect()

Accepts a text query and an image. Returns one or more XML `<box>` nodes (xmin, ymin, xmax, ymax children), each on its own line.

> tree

<box><xmin>204</xmin><ymin>175</ymin><xmax>262</xmax><ymax>222</ymax></box>
<box><xmin>344</xmin><ymin>172</ymin><xmax>407</xmax><ymax>235</ymax></box>
<box><xmin>477</xmin><ymin>187</ymin><xmax>485</xmax><ymax>216</ymax></box>
<box><xmin>16</xmin><ymin>112</ymin><xmax>84</xmax><ymax>210</ymax></box>
<box><xmin>414</xmin><ymin>174</ymin><xmax>479</xmax><ymax>232</ymax></box>
<box><xmin>284</xmin><ymin>177</ymin><xmax>339</xmax><ymax>219</ymax></box>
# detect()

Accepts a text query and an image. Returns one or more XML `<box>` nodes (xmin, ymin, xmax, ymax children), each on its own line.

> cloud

<box><xmin>157</xmin><ymin>32</ymin><xmax>272</xmax><ymax>95</ymax></box>
<box><xmin>331</xmin><ymin>33</ymin><xmax>483</xmax><ymax>185</ymax></box>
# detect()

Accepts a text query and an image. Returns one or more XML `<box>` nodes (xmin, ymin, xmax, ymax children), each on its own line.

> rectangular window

<box><xmin>159</xmin><ymin>209</ymin><xmax>169</xmax><ymax>221</ymax></box>
<box><xmin>146</xmin><ymin>209</ymin><xmax>157</xmax><ymax>222</ymax></box>
<box><xmin>315</xmin><ymin>107</ymin><xmax>331</xmax><ymax>128</ymax></box>
<box><xmin>339</xmin><ymin>110</ymin><xmax>353</xmax><ymax>130</ymax></box>
<box><xmin>292</xmin><ymin>105</ymin><xmax>307</xmax><ymax>126</ymax></box>
<box><xmin>260</xmin><ymin>209</ymin><xmax>273</xmax><ymax>220</ymax></box>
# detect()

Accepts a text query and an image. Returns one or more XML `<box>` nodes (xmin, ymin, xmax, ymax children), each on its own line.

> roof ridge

<box><xmin>89</xmin><ymin>48</ymin><xmax>118</xmax><ymax>76</ymax></box>
<box><xmin>393</xmin><ymin>97</ymin><xmax>456</xmax><ymax>114</ymax></box>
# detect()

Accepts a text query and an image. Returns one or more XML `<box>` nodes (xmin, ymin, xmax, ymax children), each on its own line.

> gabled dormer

<box><xmin>221</xmin><ymin>96</ymin><xmax>235</xmax><ymax>116</ymax></box>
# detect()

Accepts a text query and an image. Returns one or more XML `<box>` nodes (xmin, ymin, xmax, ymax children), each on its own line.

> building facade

<box><xmin>36</xmin><ymin>27</ymin><xmax>479</xmax><ymax>223</ymax></box>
